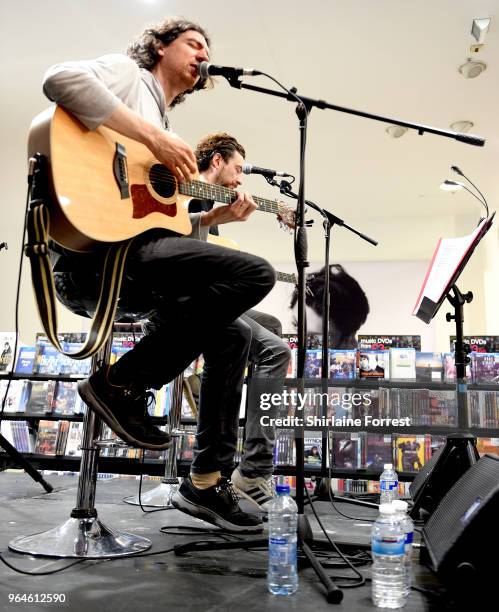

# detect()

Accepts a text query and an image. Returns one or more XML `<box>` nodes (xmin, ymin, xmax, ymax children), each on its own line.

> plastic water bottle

<box><xmin>371</xmin><ymin>503</ymin><xmax>407</xmax><ymax>608</ymax></box>
<box><xmin>380</xmin><ymin>463</ymin><xmax>399</xmax><ymax>504</ymax></box>
<box><xmin>392</xmin><ymin>500</ymin><xmax>414</xmax><ymax>596</ymax></box>
<box><xmin>267</xmin><ymin>484</ymin><xmax>298</xmax><ymax>595</ymax></box>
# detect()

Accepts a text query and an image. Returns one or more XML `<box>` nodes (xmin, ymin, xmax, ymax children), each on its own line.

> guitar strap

<box><xmin>24</xmin><ymin>154</ymin><xmax>132</xmax><ymax>359</ymax></box>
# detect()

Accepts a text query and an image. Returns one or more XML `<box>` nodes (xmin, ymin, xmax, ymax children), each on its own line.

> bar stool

<box><xmin>9</xmin><ymin>328</ymin><xmax>152</xmax><ymax>558</ymax></box>
<box><xmin>123</xmin><ymin>374</ymin><xmax>184</xmax><ymax>508</ymax></box>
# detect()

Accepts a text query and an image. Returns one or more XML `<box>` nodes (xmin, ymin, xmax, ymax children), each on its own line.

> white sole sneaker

<box><xmin>231</xmin><ymin>470</ymin><xmax>274</xmax><ymax>511</ymax></box>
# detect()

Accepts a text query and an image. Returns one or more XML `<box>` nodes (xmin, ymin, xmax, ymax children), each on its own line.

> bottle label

<box><xmin>372</xmin><ymin>535</ymin><xmax>405</xmax><ymax>556</ymax></box>
<box><xmin>269</xmin><ymin>538</ymin><xmax>297</xmax><ymax>566</ymax></box>
<box><xmin>380</xmin><ymin>480</ymin><xmax>398</xmax><ymax>491</ymax></box>
<box><xmin>405</xmin><ymin>531</ymin><xmax>414</xmax><ymax>544</ymax></box>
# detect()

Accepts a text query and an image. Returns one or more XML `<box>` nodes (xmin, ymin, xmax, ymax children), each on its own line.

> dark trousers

<box><xmin>239</xmin><ymin>311</ymin><xmax>291</xmax><ymax>478</ymax></box>
<box><xmin>110</xmin><ymin>233</ymin><xmax>276</xmax><ymax>473</ymax></box>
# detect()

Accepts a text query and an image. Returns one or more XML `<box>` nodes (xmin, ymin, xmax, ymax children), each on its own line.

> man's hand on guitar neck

<box><xmin>103</xmin><ymin>103</ymin><xmax>198</xmax><ymax>183</ymax></box>
<box><xmin>200</xmin><ymin>191</ymin><xmax>258</xmax><ymax>227</ymax></box>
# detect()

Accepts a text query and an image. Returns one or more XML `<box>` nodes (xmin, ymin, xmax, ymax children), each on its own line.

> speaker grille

<box><xmin>423</xmin><ymin>454</ymin><xmax>499</xmax><ymax>571</ymax></box>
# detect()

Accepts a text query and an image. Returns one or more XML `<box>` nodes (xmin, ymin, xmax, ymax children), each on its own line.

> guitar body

<box><xmin>207</xmin><ymin>235</ymin><xmax>297</xmax><ymax>285</ymax></box>
<box><xmin>207</xmin><ymin>234</ymin><xmax>240</xmax><ymax>250</ymax></box>
<box><xmin>28</xmin><ymin>106</ymin><xmax>192</xmax><ymax>252</ymax></box>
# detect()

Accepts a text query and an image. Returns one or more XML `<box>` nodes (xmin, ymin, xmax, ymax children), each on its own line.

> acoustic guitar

<box><xmin>28</xmin><ymin>106</ymin><xmax>295</xmax><ymax>252</ymax></box>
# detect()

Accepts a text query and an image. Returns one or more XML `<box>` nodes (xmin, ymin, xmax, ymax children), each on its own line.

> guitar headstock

<box><xmin>276</xmin><ymin>201</ymin><xmax>296</xmax><ymax>232</ymax></box>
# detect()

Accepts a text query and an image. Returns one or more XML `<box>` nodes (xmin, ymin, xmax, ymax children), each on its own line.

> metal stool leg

<box><xmin>9</xmin><ymin>335</ymin><xmax>152</xmax><ymax>558</ymax></box>
<box><xmin>124</xmin><ymin>375</ymin><xmax>184</xmax><ymax>508</ymax></box>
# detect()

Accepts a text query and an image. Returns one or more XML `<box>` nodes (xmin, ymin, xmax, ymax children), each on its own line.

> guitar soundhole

<box><xmin>149</xmin><ymin>164</ymin><xmax>176</xmax><ymax>198</ymax></box>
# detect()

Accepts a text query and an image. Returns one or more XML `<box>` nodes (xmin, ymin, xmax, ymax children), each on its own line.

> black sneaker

<box><xmin>171</xmin><ymin>476</ymin><xmax>264</xmax><ymax>533</ymax></box>
<box><xmin>77</xmin><ymin>368</ymin><xmax>171</xmax><ymax>450</ymax></box>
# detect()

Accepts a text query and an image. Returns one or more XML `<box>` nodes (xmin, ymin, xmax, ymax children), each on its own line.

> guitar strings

<box><xmin>146</xmin><ymin>168</ymin><xmax>284</xmax><ymax>214</ymax></box>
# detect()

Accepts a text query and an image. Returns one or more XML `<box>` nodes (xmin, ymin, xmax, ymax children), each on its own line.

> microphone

<box><xmin>242</xmin><ymin>163</ymin><xmax>291</xmax><ymax>178</ymax></box>
<box><xmin>453</xmin><ymin>133</ymin><xmax>485</xmax><ymax>147</ymax></box>
<box><xmin>197</xmin><ymin>62</ymin><xmax>261</xmax><ymax>79</ymax></box>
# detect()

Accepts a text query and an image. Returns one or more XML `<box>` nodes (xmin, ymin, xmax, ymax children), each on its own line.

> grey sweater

<box><xmin>43</xmin><ymin>53</ymin><xmax>207</xmax><ymax>241</ymax></box>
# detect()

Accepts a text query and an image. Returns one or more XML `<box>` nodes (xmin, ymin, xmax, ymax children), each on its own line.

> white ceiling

<box><xmin>1</xmin><ymin>0</ymin><xmax>498</xmax><ymax>264</ymax></box>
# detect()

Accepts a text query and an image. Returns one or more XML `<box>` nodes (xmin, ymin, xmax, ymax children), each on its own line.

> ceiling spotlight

<box><xmin>458</xmin><ymin>58</ymin><xmax>487</xmax><ymax>79</ymax></box>
<box><xmin>385</xmin><ymin>125</ymin><xmax>408</xmax><ymax>139</ymax></box>
<box><xmin>450</xmin><ymin>120</ymin><xmax>474</xmax><ymax>133</ymax></box>
<box><xmin>440</xmin><ymin>180</ymin><xmax>464</xmax><ymax>192</ymax></box>
<box><xmin>471</xmin><ymin>18</ymin><xmax>491</xmax><ymax>44</ymax></box>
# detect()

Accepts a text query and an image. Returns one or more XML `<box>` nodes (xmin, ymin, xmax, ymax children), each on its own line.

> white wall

<box><xmin>257</xmin><ymin>247</ymin><xmax>495</xmax><ymax>353</ymax></box>
<box><xmin>257</xmin><ymin>260</ymin><xmax>438</xmax><ymax>349</ymax></box>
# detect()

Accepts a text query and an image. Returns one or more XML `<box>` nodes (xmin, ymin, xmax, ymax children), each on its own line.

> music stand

<box><xmin>410</xmin><ymin>213</ymin><xmax>495</xmax><ymax>520</ymax></box>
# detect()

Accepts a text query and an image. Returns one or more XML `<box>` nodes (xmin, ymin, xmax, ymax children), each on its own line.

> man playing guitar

<box><xmin>42</xmin><ymin>17</ymin><xmax>275</xmax><ymax>533</ymax></box>
<box><xmin>162</xmin><ymin>132</ymin><xmax>292</xmax><ymax>516</ymax></box>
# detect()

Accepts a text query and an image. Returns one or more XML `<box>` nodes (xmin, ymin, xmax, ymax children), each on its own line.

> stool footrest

<box><xmin>71</xmin><ymin>507</ymin><xmax>98</xmax><ymax>519</ymax></box>
<box><xmin>95</xmin><ymin>438</ymin><xmax>129</xmax><ymax>448</ymax></box>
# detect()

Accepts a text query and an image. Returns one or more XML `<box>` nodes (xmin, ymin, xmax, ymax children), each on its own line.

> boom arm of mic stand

<box><xmin>226</xmin><ymin>79</ymin><xmax>485</xmax><ymax>147</ymax></box>
<box><xmin>279</xmin><ymin>182</ymin><xmax>378</xmax><ymax>247</ymax></box>
<box><xmin>308</xmin><ymin>203</ymin><xmax>378</xmax><ymax>247</ymax></box>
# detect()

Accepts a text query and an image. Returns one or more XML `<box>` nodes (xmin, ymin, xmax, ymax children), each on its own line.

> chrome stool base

<box><xmin>123</xmin><ymin>478</ymin><xmax>179</xmax><ymax>508</ymax></box>
<box><xmin>9</xmin><ymin>516</ymin><xmax>151</xmax><ymax>559</ymax></box>
<box><xmin>9</xmin><ymin>326</ymin><xmax>154</xmax><ymax>560</ymax></box>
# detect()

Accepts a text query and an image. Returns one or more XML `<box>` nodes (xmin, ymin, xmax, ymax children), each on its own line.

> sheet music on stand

<box><xmin>413</xmin><ymin>212</ymin><xmax>495</xmax><ymax>323</ymax></box>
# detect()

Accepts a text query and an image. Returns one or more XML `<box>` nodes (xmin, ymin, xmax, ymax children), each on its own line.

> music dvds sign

<box><xmin>450</xmin><ymin>336</ymin><xmax>499</xmax><ymax>353</ymax></box>
<box><xmin>358</xmin><ymin>335</ymin><xmax>421</xmax><ymax>351</ymax></box>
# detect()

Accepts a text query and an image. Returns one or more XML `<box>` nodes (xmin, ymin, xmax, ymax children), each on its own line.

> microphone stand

<box><xmin>274</xmin><ymin>181</ymin><xmax>379</xmax><ymax>511</ymax></box>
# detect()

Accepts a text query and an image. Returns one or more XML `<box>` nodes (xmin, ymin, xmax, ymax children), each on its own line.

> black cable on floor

<box><xmin>159</xmin><ymin>525</ymin><xmax>245</xmax><ymax>541</ymax></box>
<box><xmin>135</xmin><ymin>451</ymin><xmax>173</xmax><ymax>514</ymax></box>
<box><xmin>0</xmin><ymin>553</ymin><xmax>85</xmax><ymax>576</ymax></box>
<box><xmin>0</xmin><ymin>543</ymin><xmax>183</xmax><ymax>576</ymax></box>
<box><xmin>304</xmin><ymin>485</ymin><xmax>368</xmax><ymax>588</ymax></box>
<box><xmin>326</xmin><ymin>465</ymin><xmax>379</xmax><ymax>522</ymax></box>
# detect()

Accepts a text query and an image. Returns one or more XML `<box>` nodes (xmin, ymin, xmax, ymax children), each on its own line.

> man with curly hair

<box><xmin>43</xmin><ymin>17</ymin><xmax>275</xmax><ymax>532</ymax></box>
<box><xmin>169</xmin><ymin>133</ymin><xmax>291</xmax><ymax>515</ymax></box>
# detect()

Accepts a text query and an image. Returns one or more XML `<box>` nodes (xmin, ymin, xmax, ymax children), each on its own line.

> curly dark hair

<box><xmin>127</xmin><ymin>17</ymin><xmax>212</xmax><ymax>108</ymax></box>
<box><xmin>290</xmin><ymin>264</ymin><xmax>370</xmax><ymax>349</ymax></box>
<box><xmin>195</xmin><ymin>132</ymin><xmax>246</xmax><ymax>171</ymax></box>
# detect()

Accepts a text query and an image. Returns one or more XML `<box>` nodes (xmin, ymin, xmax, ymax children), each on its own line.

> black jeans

<box><xmin>55</xmin><ymin>231</ymin><xmax>275</xmax><ymax>474</ymax></box>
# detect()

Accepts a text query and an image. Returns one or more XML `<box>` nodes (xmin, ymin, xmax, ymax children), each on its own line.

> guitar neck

<box><xmin>179</xmin><ymin>181</ymin><xmax>279</xmax><ymax>215</ymax></box>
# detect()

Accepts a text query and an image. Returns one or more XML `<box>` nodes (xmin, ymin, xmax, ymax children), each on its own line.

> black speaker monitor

<box><xmin>422</xmin><ymin>454</ymin><xmax>499</xmax><ymax>597</ymax></box>
<box><xmin>409</xmin><ymin>434</ymin><xmax>479</xmax><ymax>520</ymax></box>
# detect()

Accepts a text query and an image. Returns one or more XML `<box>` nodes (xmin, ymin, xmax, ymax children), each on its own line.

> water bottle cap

<box><xmin>379</xmin><ymin>503</ymin><xmax>396</xmax><ymax>514</ymax></box>
<box><xmin>383</xmin><ymin>463</ymin><xmax>393</xmax><ymax>470</ymax></box>
<box><xmin>392</xmin><ymin>500</ymin><xmax>408</xmax><ymax>512</ymax></box>
<box><xmin>276</xmin><ymin>484</ymin><xmax>290</xmax><ymax>494</ymax></box>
